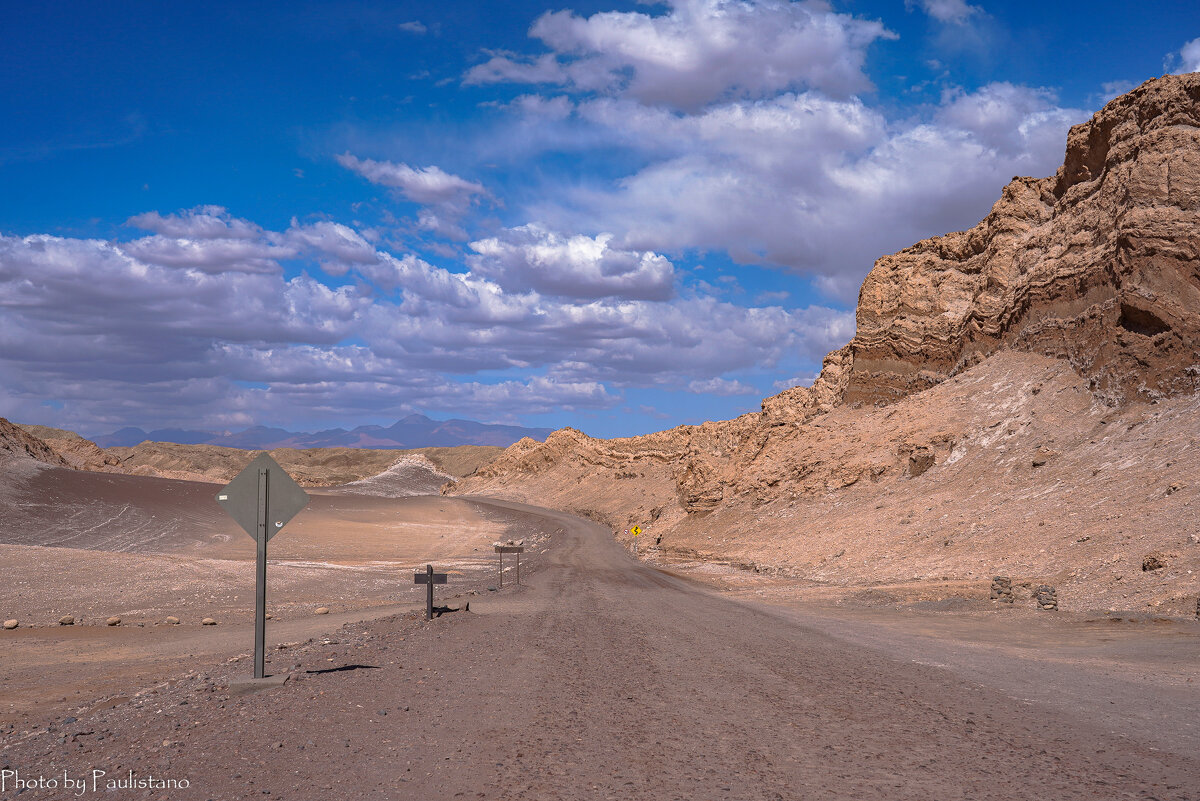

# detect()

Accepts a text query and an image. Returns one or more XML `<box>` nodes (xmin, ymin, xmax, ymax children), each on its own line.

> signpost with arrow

<box><xmin>215</xmin><ymin>453</ymin><xmax>310</xmax><ymax>679</ymax></box>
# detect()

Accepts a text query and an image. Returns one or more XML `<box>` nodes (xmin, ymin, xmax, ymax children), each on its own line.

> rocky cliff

<box><xmin>447</xmin><ymin>75</ymin><xmax>1200</xmax><ymax>614</ymax></box>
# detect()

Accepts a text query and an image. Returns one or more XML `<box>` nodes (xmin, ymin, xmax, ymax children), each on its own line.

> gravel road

<box><xmin>3</xmin><ymin>498</ymin><xmax>1197</xmax><ymax>800</ymax></box>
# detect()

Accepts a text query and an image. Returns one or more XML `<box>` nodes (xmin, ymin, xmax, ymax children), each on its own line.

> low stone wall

<box><xmin>990</xmin><ymin>576</ymin><xmax>1015</xmax><ymax>603</ymax></box>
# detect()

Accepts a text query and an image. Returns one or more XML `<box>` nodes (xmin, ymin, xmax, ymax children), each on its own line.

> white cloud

<box><xmin>336</xmin><ymin>153</ymin><xmax>486</xmax><ymax>206</ymax></box>
<box><xmin>467</xmin><ymin>224</ymin><xmax>675</xmax><ymax>300</ymax></box>
<box><xmin>126</xmin><ymin>206</ymin><xmax>263</xmax><ymax>240</ymax></box>
<box><xmin>0</xmin><ymin>215</ymin><xmax>835</xmax><ymax>430</ymax></box>
<box><xmin>398</xmin><ymin>21</ymin><xmax>427</xmax><ymax>34</ymax></box>
<box><xmin>1173</xmin><ymin>37</ymin><xmax>1200</xmax><ymax>74</ymax></box>
<box><xmin>337</xmin><ymin>153</ymin><xmax>489</xmax><ymax>241</ymax></box>
<box><xmin>686</xmin><ymin>377</ymin><xmax>756</xmax><ymax>395</ymax></box>
<box><xmin>907</xmin><ymin>0</ymin><xmax>982</xmax><ymax>24</ymax></box>
<box><xmin>465</xmin><ymin>0</ymin><xmax>895</xmax><ymax>111</ymax></box>
<box><xmin>285</xmin><ymin>220</ymin><xmax>378</xmax><ymax>264</ymax></box>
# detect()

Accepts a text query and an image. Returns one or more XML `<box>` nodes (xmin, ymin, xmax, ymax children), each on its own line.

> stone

<box><xmin>1142</xmin><ymin>554</ymin><xmax>1166</xmax><ymax>571</ymax></box>
<box><xmin>201</xmin><ymin>617</ymin><xmax>217</xmax><ymax>626</ymax></box>
<box><xmin>315</xmin><ymin>607</ymin><xmax>330</xmax><ymax>615</ymax></box>
<box><xmin>165</xmin><ymin>616</ymin><xmax>180</xmax><ymax>625</ymax></box>
<box><xmin>58</xmin><ymin>615</ymin><xmax>74</xmax><ymax>626</ymax></box>
<box><xmin>105</xmin><ymin>616</ymin><xmax>120</xmax><ymax>626</ymax></box>
<box><xmin>1031</xmin><ymin>447</ymin><xmax>1058</xmax><ymax>467</ymax></box>
<box><xmin>3</xmin><ymin>619</ymin><xmax>17</xmax><ymax>630</ymax></box>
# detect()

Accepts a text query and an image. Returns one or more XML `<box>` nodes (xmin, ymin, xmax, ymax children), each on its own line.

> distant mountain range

<box><xmin>93</xmin><ymin>414</ymin><xmax>552</xmax><ymax>450</ymax></box>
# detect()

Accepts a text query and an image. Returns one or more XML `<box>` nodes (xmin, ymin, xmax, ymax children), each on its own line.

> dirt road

<box><xmin>3</xmin><ymin>498</ymin><xmax>1198</xmax><ymax>800</ymax></box>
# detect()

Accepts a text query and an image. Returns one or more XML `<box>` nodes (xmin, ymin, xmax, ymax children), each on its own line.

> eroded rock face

<box><xmin>838</xmin><ymin>73</ymin><xmax>1200</xmax><ymax>408</ymax></box>
<box><xmin>0</xmin><ymin>418</ymin><xmax>68</xmax><ymax>467</ymax></box>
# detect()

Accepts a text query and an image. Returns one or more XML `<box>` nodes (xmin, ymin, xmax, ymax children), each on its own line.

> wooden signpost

<box><xmin>215</xmin><ymin>453</ymin><xmax>310</xmax><ymax>680</ymax></box>
<box><xmin>495</xmin><ymin>544</ymin><xmax>524</xmax><ymax>587</ymax></box>
<box><xmin>413</xmin><ymin>564</ymin><xmax>448</xmax><ymax>621</ymax></box>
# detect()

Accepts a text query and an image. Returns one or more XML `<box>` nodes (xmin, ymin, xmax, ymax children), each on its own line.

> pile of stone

<box><xmin>1034</xmin><ymin>585</ymin><xmax>1058</xmax><ymax>611</ymax></box>
<box><xmin>990</xmin><ymin>576</ymin><xmax>1015</xmax><ymax>603</ymax></box>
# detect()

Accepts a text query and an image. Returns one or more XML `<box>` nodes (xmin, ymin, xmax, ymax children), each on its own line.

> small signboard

<box><xmin>216</xmin><ymin>453</ymin><xmax>309</xmax><ymax>542</ymax></box>
<box><xmin>495</xmin><ymin>544</ymin><xmax>525</xmax><ymax>587</ymax></box>
<box><xmin>630</xmin><ymin>525</ymin><xmax>642</xmax><ymax>536</ymax></box>
<box><xmin>414</xmin><ymin>564</ymin><xmax>449</xmax><ymax>620</ymax></box>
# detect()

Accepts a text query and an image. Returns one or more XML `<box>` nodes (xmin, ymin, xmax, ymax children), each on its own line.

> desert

<box><xmin>5</xmin><ymin>6</ymin><xmax>1200</xmax><ymax>800</ymax></box>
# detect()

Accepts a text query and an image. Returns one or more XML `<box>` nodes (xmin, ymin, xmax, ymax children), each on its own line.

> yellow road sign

<box><xmin>631</xmin><ymin>525</ymin><xmax>642</xmax><ymax>536</ymax></box>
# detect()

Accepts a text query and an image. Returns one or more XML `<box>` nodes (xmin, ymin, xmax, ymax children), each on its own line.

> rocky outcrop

<box><xmin>836</xmin><ymin>74</ymin><xmax>1200</xmax><ymax>408</ymax></box>
<box><xmin>0</xmin><ymin>418</ymin><xmax>67</xmax><ymax>467</ymax></box>
<box><xmin>18</xmin><ymin>425</ymin><xmax>122</xmax><ymax>472</ymax></box>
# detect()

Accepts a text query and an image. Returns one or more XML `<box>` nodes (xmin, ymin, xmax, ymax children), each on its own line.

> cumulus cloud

<box><xmin>686</xmin><ymin>377</ymin><xmax>756</xmax><ymax>396</ymax></box>
<box><xmin>336</xmin><ymin>153</ymin><xmax>486</xmax><ymax>206</ymax></box>
<box><xmin>337</xmin><ymin>153</ymin><xmax>490</xmax><ymax>241</ymax></box>
<box><xmin>1173</xmin><ymin>37</ymin><xmax>1200</xmax><ymax>74</ymax></box>
<box><xmin>0</xmin><ymin>213</ymin><xmax>835</xmax><ymax>431</ymax></box>
<box><xmin>127</xmin><ymin>206</ymin><xmax>263</xmax><ymax>240</ymax></box>
<box><xmin>467</xmin><ymin>224</ymin><xmax>675</xmax><ymax>300</ymax></box>
<box><xmin>465</xmin><ymin>0</ymin><xmax>895</xmax><ymax>111</ymax></box>
<box><xmin>397</xmin><ymin>20</ymin><xmax>427</xmax><ymax>34</ymax></box>
<box><xmin>285</xmin><ymin>220</ymin><xmax>378</xmax><ymax>264</ymax></box>
<box><xmin>906</xmin><ymin>0</ymin><xmax>982</xmax><ymax>24</ymax></box>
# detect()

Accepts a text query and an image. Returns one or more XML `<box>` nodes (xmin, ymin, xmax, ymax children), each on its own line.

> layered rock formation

<box><xmin>448</xmin><ymin>76</ymin><xmax>1200</xmax><ymax>613</ymax></box>
<box><xmin>842</xmin><ymin>74</ymin><xmax>1200</xmax><ymax>408</ymax></box>
<box><xmin>0</xmin><ymin>418</ymin><xmax>67</xmax><ymax>467</ymax></box>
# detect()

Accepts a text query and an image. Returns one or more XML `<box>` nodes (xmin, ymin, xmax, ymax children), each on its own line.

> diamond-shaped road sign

<box><xmin>216</xmin><ymin>452</ymin><xmax>309</xmax><ymax>542</ymax></box>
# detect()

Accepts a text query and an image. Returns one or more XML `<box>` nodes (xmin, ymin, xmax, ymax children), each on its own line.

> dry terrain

<box><xmin>1</xmin><ymin>499</ymin><xmax>1196</xmax><ymax>800</ymax></box>
<box><xmin>18</xmin><ymin>423</ymin><xmax>502</xmax><ymax>486</ymax></box>
<box><xmin>0</xmin><ymin>454</ymin><xmax>536</xmax><ymax>729</ymax></box>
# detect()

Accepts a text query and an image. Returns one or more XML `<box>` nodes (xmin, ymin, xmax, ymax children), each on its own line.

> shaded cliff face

<box><xmin>448</xmin><ymin>76</ymin><xmax>1200</xmax><ymax>613</ymax></box>
<box><xmin>841</xmin><ymin>74</ymin><xmax>1200</xmax><ymax>408</ymax></box>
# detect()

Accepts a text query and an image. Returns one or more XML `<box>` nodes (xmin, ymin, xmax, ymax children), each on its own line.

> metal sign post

<box><xmin>215</xmin><ymin>453</ymin><xmax>310</xmax><ymax>679</ymax></box>
<box><xmin>495</xmin><ymin>545</ymin><xmax>524</xmax><ymax>587</ymax></box>
<box><xmin>413</xmin><ymin>564</ymin><xmax>448</xmax><ymax>620</ymax></box>
<box><xmin>631</xmin><ymin>525</ymin><xmax>642</xmax><ymax>556</ymax></box>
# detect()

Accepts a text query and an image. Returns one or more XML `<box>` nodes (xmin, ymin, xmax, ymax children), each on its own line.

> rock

<box><xmin>0</xmin><ymin>418</ymin><xmax>69</xmax><ymax>467</ymax></box>
<box><xmin>58</xmin><ymin>615</ymin><xmax>74</xmax><ymax>626</ymax></box>
<box><xmin>989</xmin><ymin>576</ymin><xmax>1015</xmax><ymax>603</ymax></box>
<box><xmin>908</xmin><ymin>449</ymin><xmax>936</xmax><ymax>477</ymax></box>
<box><xmin>165</xmin><ymin>616</ymin><xmax>180</xmax><ymax>625</ymax></box>
<box><xmin>315</xmin><ymin>607</ymin><xmax>330</xmax><ymax>615</ymax></box>
<box><xmin>1166</xmin><ymin>482</ymin><xmax>1185</xmax><ymax>495</ymax></box>
<box><xmin>3</xmin><ymin>619</ymin><xmax>17</xmax><ymax>630</ymax></box>
<box><xmin>1031</xmin><ymin>447</ymin><xmax>1058</xmax><ymax>467</ymax></box>
<box><xmin>1142</xmin><ymin>554</ymin><xmax>1166</xmax><ymax>571</ymax></box>
<box><xmin>201</xmin><ymin>617</ymin><xmax>217</xmax><ymax>626</ymax></box>
<box><xmin>105</xmin><ymin>616</ymin><xmax>120</xmax><ymax>626</ymax></box>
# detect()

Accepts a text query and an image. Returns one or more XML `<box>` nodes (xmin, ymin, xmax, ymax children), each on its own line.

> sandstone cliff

<box><xmin>448</xmin><ymin>75</ymin><xmax>1200</xmax><ymax>614</ymax></box>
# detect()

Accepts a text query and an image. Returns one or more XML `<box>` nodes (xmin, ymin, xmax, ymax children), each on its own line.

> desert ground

<box><xmin>1</xmin><ymin>460</ymin><xmax>1198</xmax><ymax>799</ymax></box>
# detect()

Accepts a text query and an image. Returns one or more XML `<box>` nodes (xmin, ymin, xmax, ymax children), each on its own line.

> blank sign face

<box><xmin>215</xmin><ymin>453</ymin><xmax>310</xmax><ymax>541</ymax></box>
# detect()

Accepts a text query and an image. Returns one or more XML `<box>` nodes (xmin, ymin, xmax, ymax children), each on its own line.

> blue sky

<box><xmin>2</xmin><ymin>0</ymin><xmax>1199</xmax><ymax>439</ymax></box>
